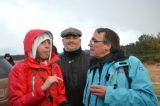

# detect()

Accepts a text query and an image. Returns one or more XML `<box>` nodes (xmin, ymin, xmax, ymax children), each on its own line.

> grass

<box><xmin>144</xmin><ymin>63</ymin><xmax>160</xmax><ymax>98</ymax></box>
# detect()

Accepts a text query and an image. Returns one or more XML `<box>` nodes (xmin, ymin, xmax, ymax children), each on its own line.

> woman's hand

<box><xmin>41</xmin><ymin>75</ymin><xmax>63</xmax><ymax>91</ymax></box>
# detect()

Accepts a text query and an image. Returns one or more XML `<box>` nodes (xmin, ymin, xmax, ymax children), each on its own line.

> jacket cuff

<box><xmin>32</xmin><ymin>87</ymin><xmax>45</xmax><ymax>98</ymax></box>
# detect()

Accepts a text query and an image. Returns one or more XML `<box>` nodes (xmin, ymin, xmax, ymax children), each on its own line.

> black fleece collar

<box><xmin>63</xmin><ymin>47</ymin><xmax>82</xmax><ymax>58</ymax></box>
<box><xmin>90</xmin><ymin>50</ymin><xmax>128</xmax><ymax>69</ymax></box>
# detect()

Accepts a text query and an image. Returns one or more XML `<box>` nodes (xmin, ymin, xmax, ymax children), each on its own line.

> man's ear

<box><xmin>105</xmin><ymin>43</ymin><xmax>112</xmax><ymax>52</ymax></box>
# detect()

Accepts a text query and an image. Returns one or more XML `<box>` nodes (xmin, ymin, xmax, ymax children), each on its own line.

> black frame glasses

<box><xmin>89</xmin><ymin>40</ymin><xmax>105</xmax><ymax>45</ymax></box>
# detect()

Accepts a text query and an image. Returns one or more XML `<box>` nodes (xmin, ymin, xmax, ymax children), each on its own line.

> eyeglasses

<box><xmin>89</xmin><ymin>40</ymin><xmax>105</xmax><ymax>45</ymax></box>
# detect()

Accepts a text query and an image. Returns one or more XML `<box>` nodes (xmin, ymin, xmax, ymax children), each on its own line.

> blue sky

<box><xmin>0</xmin><ymin>0</ymin><xmax>160</xmax><ymax>55</ymax></box>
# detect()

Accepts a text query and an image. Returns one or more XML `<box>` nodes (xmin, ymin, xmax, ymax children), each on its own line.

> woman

<box><xmin>8</xmin><ymin>29</ymin><xmax>70</xmax><ymax>106</ymax></box>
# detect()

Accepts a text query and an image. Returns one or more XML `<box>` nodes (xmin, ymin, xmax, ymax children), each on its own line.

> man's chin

<box><xmin>90</xmin><ymin>52</ymin><xmax>97</xmax><ymax>57</ymax></box>
<box><xmin>67</xmin><ymin>48</ymin><xmax>77</xmax><ymax>51</ymax></box>
<box><xmin>89</xmin><ymin>53</ymin><xmax>94</xmax><ymax>57</ymax></box>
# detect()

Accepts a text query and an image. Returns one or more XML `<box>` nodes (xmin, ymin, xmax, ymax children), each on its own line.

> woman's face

<box><xmin>37</xmin><ymin>39</ymin><xmax>51</xmax><ymax>61</ymax></box>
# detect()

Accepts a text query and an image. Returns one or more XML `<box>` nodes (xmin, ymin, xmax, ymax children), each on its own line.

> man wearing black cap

<box><xmin>57</xmin><ymin>27</ymin><xmax>90</xmax><ymax>106</ymax></box>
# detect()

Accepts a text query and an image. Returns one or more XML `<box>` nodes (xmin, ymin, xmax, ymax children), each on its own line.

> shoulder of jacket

<box><xmin>127</xmin><ymin>56</ymin><xmax>142</xmax><ymax>68</ymax></box>
<box><xmin>128</xmin><ymin>56</ymin><xmax>141</xmax><ymax>62</ymax></box>
<box><xmin>113</xmin><ymin>57</ymin><xmax>129</xmax><ymax>69</ymax></box>
<box><xmin>83</xmin><ymin>50</ymin><xmax>90</xmax><ymax>54</ymax></box>
<box><xmin>58</xmin><ymin>52</ymin><xmax>64</xmax><ymax>58</ymax></box>
<box><xmin>113</xmin><ymin>56</ymin><xmax>141</xmax><ymax>69</ymax></box>
<box><xmin>82</xmin><ymin>50</ymin><xmax>90</xmax><ymax>57</ymax></box>
<box><xmin>51</xmin><ymin>62</ymin><xmax>60</xmax><ymax>68</ymax></box>
<box><xmin>9</xmin><ymin>61</ymin><xmax>28</xmax><ymax>76</ymax></box>
<box><xmin>13</xmin><ymin>60</ymin><xmax>27</xmax><ymax>69</ymax></box>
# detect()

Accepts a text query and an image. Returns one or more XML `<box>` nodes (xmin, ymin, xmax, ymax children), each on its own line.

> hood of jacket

<box><xmin>23</xmin><ymin>29</ymin><xmax>59</xmax><ymax>69</ymax></box>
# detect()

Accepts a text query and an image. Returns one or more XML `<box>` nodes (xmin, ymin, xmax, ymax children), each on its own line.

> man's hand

<box><xmin>41</xmin><ymin>75</ymin><xmax>63</xmax><ymax>91</ymax></box>
<box><xmin>90</xmin><ymin>85</ymin><xmax>107</xmax><ymax>97</ymax></box>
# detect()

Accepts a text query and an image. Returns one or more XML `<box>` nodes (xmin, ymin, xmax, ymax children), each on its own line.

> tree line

<box><xmin>122</xmin><ymin>33</ymin><xmax>160</xmax><ymax>62</ymax></box>
<box><xmin>1</xmin><ymin>33</ymin><xmax>160</xmax><ymax>63</ymax></box>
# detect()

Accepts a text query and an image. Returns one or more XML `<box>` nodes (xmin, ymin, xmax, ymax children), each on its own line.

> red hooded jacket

<box><xmin>8</xmin><ymin>29</ymin><xmax>67</xmax><ymax>106</ymax></box>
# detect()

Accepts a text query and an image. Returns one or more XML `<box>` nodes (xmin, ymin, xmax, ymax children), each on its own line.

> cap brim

<box><xmin>61</xmin><ymin>33</ymin><xmax>81</xmax><ymax>38</ymax></box>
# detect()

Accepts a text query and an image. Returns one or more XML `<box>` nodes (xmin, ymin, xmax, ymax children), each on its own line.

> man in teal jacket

<box><xmin>83</xmin><ymin>28</ymin><xmax>158</xmax><ymax>106</ymax></box>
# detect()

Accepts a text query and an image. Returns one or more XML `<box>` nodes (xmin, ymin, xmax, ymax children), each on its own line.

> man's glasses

<box><xmin>89</xmin><ymin>40</ymin><xmax>105</xmax><ymax>45</ymax></box>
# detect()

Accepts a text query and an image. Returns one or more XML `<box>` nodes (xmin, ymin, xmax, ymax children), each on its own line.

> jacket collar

<box><xmin>26</xmin><ymin>51</ymin><xmax>59</xmax><ymax>70</ymax></box>
<box><xmin>90</xmin><ymin>50</ymin><xmax>128</xmax><ymax>69</ymax></box>
<box><xmin>63</xmin><ymin>47</ymin><xmax>82</xmax><ymax>58</ymax></box>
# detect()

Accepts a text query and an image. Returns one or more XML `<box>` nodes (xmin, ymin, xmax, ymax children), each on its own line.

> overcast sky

<box><xmin>0</xmin><ymin>0</ymin><xmax>160</xmax><ymax>55</ymax></box>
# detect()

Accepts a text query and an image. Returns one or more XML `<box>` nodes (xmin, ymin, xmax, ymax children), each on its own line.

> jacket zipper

<box><xmin>32</xmin><ymin>74</ymin><xmax>36</xmax><ymax>96</ymax></box>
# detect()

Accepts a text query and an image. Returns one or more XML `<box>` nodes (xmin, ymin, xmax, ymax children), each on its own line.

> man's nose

<box><xmin>88</xmin><ymin>42</ymin><xmax>92</xmax><ymax>47</ymax></box>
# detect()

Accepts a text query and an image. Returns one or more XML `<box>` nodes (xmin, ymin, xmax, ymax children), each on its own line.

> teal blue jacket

<box><xmin>83</xmin><ymin>56</ymin><xmax>158</xmax><ymax>106</ymax></box>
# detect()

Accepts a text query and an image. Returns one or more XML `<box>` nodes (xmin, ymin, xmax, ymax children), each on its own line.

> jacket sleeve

<box><xmin>54</xmin><ymin>64</ymin><xmax>68</xmax><ymax>105</ymax></box>
<box><xmin>8</xmin><ymin>63</ymin><xmax>45</xmax><ymax>106</ymax></box>
<box><xmin>104</xmin><ymin>56</ymin><xmax>158</xmax><ymax>106</ymax></box>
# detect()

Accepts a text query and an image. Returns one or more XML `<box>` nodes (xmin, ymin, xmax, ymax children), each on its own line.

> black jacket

<box><xmin>57</xmin><ymin>48</ymin><xmax>90</xmax><ymax>106</ymax></box>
